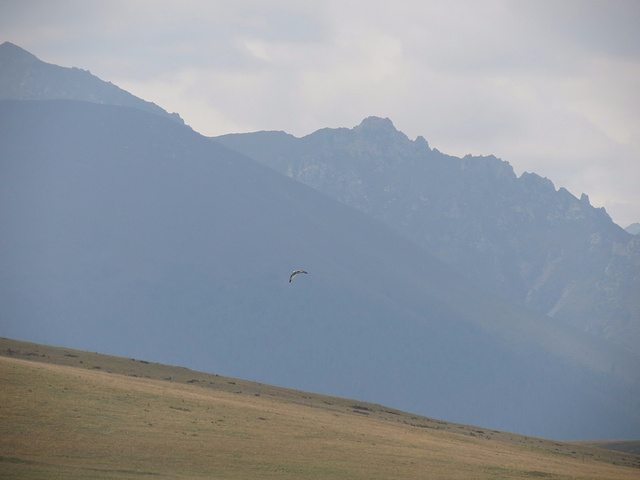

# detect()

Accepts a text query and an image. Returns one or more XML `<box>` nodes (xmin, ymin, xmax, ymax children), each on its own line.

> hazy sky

<box><xmin>2</xmin><ymin>0</ymin><xmax>639</xmax><ymax>227</ymax></box>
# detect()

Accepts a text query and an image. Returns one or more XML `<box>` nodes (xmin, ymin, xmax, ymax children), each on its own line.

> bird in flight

<box><xmin>289</xmin><ymin>270</ymin><xmax>308</xmax><ymax>283</ymax></box>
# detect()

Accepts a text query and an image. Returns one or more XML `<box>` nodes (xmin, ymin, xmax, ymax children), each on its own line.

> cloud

<box><xmin>2</xmin><ymin>0</ymin><xmax>639</xmax><ymax>226</ymax></box>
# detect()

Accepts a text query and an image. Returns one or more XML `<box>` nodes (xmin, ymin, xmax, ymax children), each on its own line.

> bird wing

<box><xmin>289</xmin><ymin>270</ymin><xmax>308</xmax><ymax>282</ymax></box>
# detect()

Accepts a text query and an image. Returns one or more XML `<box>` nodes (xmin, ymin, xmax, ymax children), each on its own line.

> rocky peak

<box><xmin>414</xmin><ymin>135</ymin><xmax>431</xmax><ymax>150</ymax></box>
<box><xmin>580</xmin><ymin>193</ymin><xmax>591</xmax><ymax>206</ymax></box>
<box><xmin>519</xmin><ymin>171</ymin><xmax>556</xmax><ymax>192</ymax></box>
<box><xmin>355</xmin><ymin>116</ymin><xmax>396</xmax><ymax>132</ymax></box>
<box><xmin>461</xmin><ymin>154</ymin><xmax>516</xmax><ymax>181</ymax></box>
<box><xmin>353</xmin><ymin>116</ymin><xmax>409</xmax><ymax>143</ymax></box>
<box><xmin>348</xmin><ymin>116</ymin><xmax>433</xmax><ymax>160</ymax></box>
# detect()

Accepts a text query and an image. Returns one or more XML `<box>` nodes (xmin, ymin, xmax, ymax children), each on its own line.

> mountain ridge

<box><xmin>214</xmin><ymin>117</ymin><xmax>640</xmax><ymax>355</ymax></box>
<box><xmin>0</xmin><ymin>41</ymin><xmax>185</xmax><ymax>125</ymax></box>
<box><xmin>2</xmin><ymin>98</ymin><xmax>639</xmax><ymax>439</ymax></box>
<box><xmin>1</xmin><ymin>44</ymin><xmax>639</xmax><ymax>439</ymax></box>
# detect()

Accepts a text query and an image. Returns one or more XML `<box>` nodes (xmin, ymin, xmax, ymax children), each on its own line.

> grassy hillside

<box><xmin>573</xmin><ymin>440</ymin><xmax>640</xmax><ymax>456</ymax></box>
<box><xmin>1</xmin><ymin>337</ymin><xmax>638</xmax><ymax>479</ymax></box>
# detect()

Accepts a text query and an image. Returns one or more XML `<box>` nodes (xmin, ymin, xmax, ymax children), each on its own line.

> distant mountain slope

<box><xmin>0</xmin><ymin>41</ymin><xmax>184</xmax><ymax>125</ymax></box>
<box><xmin>1</xmin><ymin>99</ymin><xmax>639</xmax><ymax>440</ymax></box>
<box><xmin>214</xmin><ymin>118</ymin><xmax>640</xmax><ymax>354</ymax></box>
<box><xmin>626</xmin><ymin>223</ymin><xmax>640</xmax><ymax>236</ymax></box>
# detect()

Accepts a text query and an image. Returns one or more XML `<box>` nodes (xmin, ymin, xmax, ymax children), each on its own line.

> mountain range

<box><xmin>214</xmin><ymin>120</ymin><xmax>640</xmax><ymax>355</ymax></box>
<box><xmin>1</xmin><ymin>41</ymin><xmax>639</xmax><ymax>440</ymax></box>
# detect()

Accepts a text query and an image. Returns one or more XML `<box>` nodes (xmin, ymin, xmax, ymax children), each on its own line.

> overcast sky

<box><xmin>2</xmin><ymin>0</ymin><xmax>639</xmax><ymax>227</ymax></box>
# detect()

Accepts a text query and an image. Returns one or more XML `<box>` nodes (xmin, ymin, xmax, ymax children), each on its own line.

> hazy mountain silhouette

<box><xmin>1</xmin><ymin>98</ymin><xmax>639</xmax><ymax>440</ymax></box>
<box><xmin>214</xmin><ymin>118</ymin><xmax>640</xmax><ymax>355</ymax></box>
<box><xmin>626</xmin><ymin>223</ymin><xmax>640</xmax><ymax>236</ymax></box>
<box><xmin>1</xmin><ymin>44</ymin><xmax>639</xmax><ymax>439</ymax></box>
<box><xmin>0</xmin><ymin>41</ymin><xmax>184</xmax><ymax>125</ymax></box>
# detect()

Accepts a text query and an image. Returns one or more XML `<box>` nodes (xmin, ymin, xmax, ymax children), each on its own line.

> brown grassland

<box><xmin>1</xmin><ymin>337</ymin><xmax>639</xmax><ymax>479</ymax></box>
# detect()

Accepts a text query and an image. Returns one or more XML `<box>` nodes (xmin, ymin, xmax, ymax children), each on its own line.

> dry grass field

<box><xmin>1</xmin><ymin>337</ymin><xmax>639</xmax><ymax>479</ymax></box>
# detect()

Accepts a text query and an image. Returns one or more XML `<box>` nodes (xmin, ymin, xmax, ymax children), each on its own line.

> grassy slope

<box><xmin>572</xmin><ymin>440</ymin><xmax>640</xmax><ymax>456</ymax></box>
<box><xmin>1</xmin><ymin>337</ymin><xmax>639</xmax><ymax>479</ymax></box>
